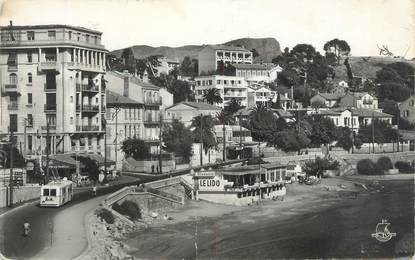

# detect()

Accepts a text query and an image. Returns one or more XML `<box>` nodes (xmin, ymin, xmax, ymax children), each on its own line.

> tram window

<box><xmin>50</xmin><ymin>189</ymin><xmax>57</xmax><ymax>196</ymax></box>
<box><xmin>43</xmin><ymin>189</ymin><xmax>50</xmax><ymax>196</ymax></box>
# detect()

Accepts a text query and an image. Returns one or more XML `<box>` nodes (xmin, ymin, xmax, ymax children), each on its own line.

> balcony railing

<box><xmin>41</xmin><ymin>125</ymin><xmax>56</xmax><ymax>130</ymax></box>
<box><xmin>76</xmin><ymin>104</ymin><xmax>100</xmax><ymax>112</ymax></box>
<box><xmin>67</xmin><ymin>62</ymin><xmax>104</xmax><ymax>73</ymax></box>
<box><xmin>144</xmin><ymin>98</ymin><xmax>162</xmax><ymax>106</ymax></box>
<box><xmin>3</xmin><ymin>84</ymin><xmax>19</xmax><ymax>94</ymax></box>
<box><xmin>38</xmin><ymin>61</ymin><xmax>59</xmax><ymax>72</ymax></box>
<box><xmin>44</xmin><ymin>104</ymin><xmax>57</xmax><ymax>111</ymax></box>
<box><xmin>8</xmin><ymin>103</ymin><xmax>18</xmax><ymax>110</ymax></box>
<box><xmin>44</xmin><ymin>83</ymin><xmax>57</xmax><ymax>91</ymax></box>
<box><xmin>76</xmin><ymin>125</ymin><xmax>100</xmax><ymax>131</ymax></box>
<box><xmin>144</xmin><ymin>118</ymin><xmax>159</xmax><ymax>124</ymax></box>
<box><xmin>76</xmin><ymin>83</ymin><xmax>99</xmax><ymax>92</ymax></box>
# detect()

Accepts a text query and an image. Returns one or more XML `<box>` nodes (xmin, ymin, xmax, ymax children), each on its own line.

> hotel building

<box><xmin>0</xmin><ymin>22</ymin><xmax>108</xmax><ymax>156</ymax></box>
<box><xmin>198</xmin><ymin>45</ymin><xmax>253</xmax><ymax>75</ymax></box>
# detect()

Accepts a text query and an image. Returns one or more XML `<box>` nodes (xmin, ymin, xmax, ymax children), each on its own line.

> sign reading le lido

<box><xmin>198</xmin><ymin>176</ymin><xmax>224</xmax><ymax>191</ymax></box>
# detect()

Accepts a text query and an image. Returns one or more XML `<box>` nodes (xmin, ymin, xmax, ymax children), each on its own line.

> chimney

<box><xmin>123</xmin><ymin>74</ymin><xmax>129</xmax><ymax>97</ymax></box>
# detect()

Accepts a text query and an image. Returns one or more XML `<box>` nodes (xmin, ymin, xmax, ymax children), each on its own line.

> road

<box><xmin>0</xmin><ymin>175</ymin><xmax>156</xmax><ymax>259</ymax></box>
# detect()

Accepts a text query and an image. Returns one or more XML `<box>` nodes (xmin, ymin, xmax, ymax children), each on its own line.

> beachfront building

<box><xmin>194</xmin><ymin>75</ymin><xmax>248</xmax><ymax>108</ymax></box>
<box><xmin>0</xmin><ymin>22</ymin><xmax>108</xmax><ymax>157</ymax></box>
<box><xmin>165</xmin><ymin>101</ymin><xmax>221</xmax><ymax>127</ymax></box>
<box><xmin>399</xmin><ymin>95</ymin><xmax>415</xmax><ymax>124</ymax></box>
<box><xmin>191</xmin><ymin>164</ymin><xmax>287</xmax><ymax>206</ymax></box>
<box><xmin>198</xmin><ymin>45</ymin><xmax>253</xmax><ymax>75</ymax></box>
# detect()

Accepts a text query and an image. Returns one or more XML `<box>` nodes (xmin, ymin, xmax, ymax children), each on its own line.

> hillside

<box><xmin>109</xmin><ymin>37</ymin><xmax>281</xmax><ymax>63</ymax></box>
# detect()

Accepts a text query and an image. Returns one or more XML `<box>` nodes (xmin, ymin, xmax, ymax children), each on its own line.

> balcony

<box><xmin>8</xmin><ymin>103</ymin><xmax>18</xmax><ymax>110</ymax></box>
<box><xmin>3</xmin><ymin>84</ymin><xmax>19</xmax><ymax>95</ymax></box>
<box><xmin>144</xmin><ymin>118</ymin><xmax>159</xmax><ymax>125</ymax></box>
<box><xmin>76</xmin><ymin>104</ymin><xmax>100</xmax><ymax>113</ymax></box>
<box><xmin>44</xmin><ymin>104</ymin><xmax>57</xmax><ymax>112</ymax></box>
<box><xmin>41</xmin><ymin>125</ymin><xmax>56</xmax><ymax>130</ymax></box>
<box><xmin>67</xmin><ymin>62</ymin><xmax>104</xmax><ymax>73</ymax></box>
<box><xmin>76</xmin><ymin>125</ymin><xmax>100</xmax><ymax>132</ymax></box>
<box><xmin>44</xmin><ymin>83</ymin><xmax>57</xmax><ymax>92</ymax></box>
<box><xmin>7</xmin><ymin>65</ymin><xmax>18</xmax><ymax>72</ymax></box>
<box><xmin>76</xmin><ymin>83</ymin><xmax>99</xmax><ymax>93</ymax></box>
<box><xmin>144</xmin><ymin>98</ymin><xmax>162</xmax><ymax>106</ymax></box>
<box><xmin>38</xmin><ymin>61</ymin><xmax>59</xmax><ymax>73</ymax></box>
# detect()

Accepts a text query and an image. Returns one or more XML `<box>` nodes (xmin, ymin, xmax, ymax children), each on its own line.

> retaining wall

<box><xmin>116</xmin><ymin>192</ymin><xmax>183</xmax><ymax>214</ymax></box>
<box><xmin>0</xmin><ymin>185</ymin><xmax>40</xmax><ymax>208</ymax></box>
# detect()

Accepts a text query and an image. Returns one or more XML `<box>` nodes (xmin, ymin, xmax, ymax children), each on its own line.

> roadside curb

<box><xmin>0</xmin><ymin>200</ymin><xmax>38</xmax><ymax>219</ymax></box>
<box><xmin>73</xmin><ymin>210</ymin><xmax>94</xmax><ymax>260</ymax></box>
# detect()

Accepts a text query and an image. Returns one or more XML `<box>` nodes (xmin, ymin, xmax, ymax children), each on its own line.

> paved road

<box><xmin>0</xmin><ymin>175</ymin><xmax>154</xmax><ymax>259</ymax></box>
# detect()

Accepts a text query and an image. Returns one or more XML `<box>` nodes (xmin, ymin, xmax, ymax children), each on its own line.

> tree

<box><xmin>121</xmin><ymin>48</ymin><xmax>136</xmax><ymax>74</ymax></box>
<box><xmin>224</xmin><ymin>98</ymin><xmax>242</xmax><ymax>115</ymax></box>
<box><xmin>303</xmin><ymin>157</ymin><xmax>340</xmax><ymax>177</ymax></box>
<box><xmin>191</xmin><ymin>115</ymin><xmax>217</xmax><ymax>152</ymax></box>
<box><xmin>357</xmin><ymin>119</ymin><xmax>400</xmax><ymax>144</ymax></box>
<box><xmin>77</xmin><ymin>156</ymin><xmax>99</xmax><ymax>182</ymax></box>
<box><xmin>291</xmin><ymin>44</ymin><xmax>317</xmax><ymax>60</ymax></box>
<box><xmin>323</xmin><ymin>39</ymin><xmax>351</xmax><ymax>64</ymax></box>
<box><xmin>251</xmin><ymin>48</ymin><xmax>260</xmax><ymax>59</ymax></box>
<box><xmin>0</xmin><ymin>144</ymin><xmax>26</xmax><ymax>168</ymax></box>
<box><xmin>162</xmin><ymin>120</ymin><xmax>193</xmax><ymax>161</ymax></box>
<box><xmin>311</xmin><ymin>100</ymin><xmax>327</xmax><ymax>108</ymax></box>
<box><xmin>180</xmin><ymin>56</ymin><xmax>198</xmax><ymax>77</ymax></box>
<box><xmin>335</xmin><ymin>127</ymin><xmax>362</xmax><ymax>152</ymax></box>
<box><xmin>377</xmin><ymin>82</ymin><xmax>411</xmax><ymax>102</ymax></box>
<box><xmin>306</xmin><ymin>116</ymin><xmax>337</xmax><ymax>147</ymax></box>
<box><xmin>203</xmin><ymin>88</ymin><xmax>223</xmax><ymax>105</ymax></box>
<box><xmin>121</xmin><ymin>138</ymin><xmax>151</xmax><ymax>160</ymax></box>
<box><xmin>215</xmin><ymin>110</ymin><xmax>234</xmax><ymax>125</ymax></box>
<box><xmin>167</xmin><ymin>79</ymin><xmax>194</xmax><ymax>103</ymax></box>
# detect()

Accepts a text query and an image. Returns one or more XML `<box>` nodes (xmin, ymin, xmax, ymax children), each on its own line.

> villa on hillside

<box><xmin>165</xmin><ymin>101</ymin><xmax>221</xmax><ymax>126</ymax></box>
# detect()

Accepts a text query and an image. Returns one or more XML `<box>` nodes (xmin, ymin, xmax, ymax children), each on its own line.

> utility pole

<box><xmin>351</xmin><ymin>113</ymin><xmax>354</xmax><ymax>154</ymax></box>
<box><xmin>159</xmin><ymin>113</ymin><xmax>163</xmax><ymax>174</ymax></box>
<box><xmin>371</xmin><ymin>112</ymin><xmax>375</xmax><ymax>154</ymax></box>
<box><xmin>396</xmin><ymin>106</ymin><xmax>400</xmax><ymax>152</ymax></box>
<box><xmin>23</xmin><ymin>118</ymin><xmax>27</xmax><ymax>156</ymax></box>
<box><xmin>112</xmin><ymin>106</ymin><xmax>120</xmax><ymax>170</ymax></box>
<box><xmin>199</xmin><ymin>113</ymin><xmax>203</xmax><ymax>167</ymax></box>
<box><xmin>104</xmin><ymin>118</ymin><xmax>107</xmax><ymax>174</ymax></box>
<box><xmin>258</xmin><ymin>142</ymin><xmax>261</xmax><ymax>203</ymax></box>
<box><xmin>8</xmin><ymin>128</ymin><xmax>14</xmax><ymax>207</ymax></box>
<box><xmin>222</xmin><ymin>123</ymin><xmax>226</xmax><ymax>162</ymax></box>
<box><xmin>46</xmin><ymin>121</ymin><xmax>50</xmax><ymax>184</ymax></box>
<box><xmin>239</xmin><ymin>112</ymin><xmax>243</xmax><ymax>158</ymax></box>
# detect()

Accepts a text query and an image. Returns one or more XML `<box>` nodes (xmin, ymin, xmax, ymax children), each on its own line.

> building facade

<box><xmin>194</xmin><ymin>75</ymin><xmax>248</xmax><ymax>107</ymax></box>
<box><xmin>339</xmin><ymin>92</ymin><xmax>378</xmax><ymax>109</ymax></box>
<box><xmin>0</xmin><ymin>23</ymin><xmax>107</xmax><ymax>157</ymax></box>
<box><xmin>198</xmin><ymin>45</ymin><xmax>253</xmax><ymax>75</ymax></box>
<box><xmin>399</xmin><ymin>95</ymin><xmax>415</xmax><ymax>124</ymax></box>
<box><xmin>165</xmin><ymin>101</ymin><xmax>220</xmax><ymax>127</ymax></box>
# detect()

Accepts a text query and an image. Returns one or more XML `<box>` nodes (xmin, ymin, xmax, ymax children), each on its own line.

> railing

<box><xmin>38</xmin><ymin>61</ymin><xmax>59</xmax><ymax>71</ymax></box>
<box><xmin>44</xmin><ymin>104</ymin><xmax>57</xmax><ymax>111</ymax></box>
<box><xmin>44</xmin><ymin>83</ymin><xmax>57</xmax><ymax>91</ymax></box>
<box><xmin>76</xmin><ymin>125</ymin><xmax>100</xmax><ymax>131</ymax></box>
<box><xmin>8</xmin><ymin>103</ymin><xmax>18</xmax><ymax>110</ymax></box>
<box><xmin>76</xmin><ymin>83</ymin><xmax>99</xmax><ymax>92</ymax></box>
<box><xmin>67</xmin><ymin>62</ymin><xmax>105</xmax><ymax>72</ymax></box>
<box><xmin>4</xmin><ymin>84</ymin><xmax>17</xmax><ymax>89</ymax></box>
<box><xmin>41</xmin><ymin>125</ymin><xmax>56</xmax><ymax>130</ymax></box>
<box><xmin>77</xmin><ymin>104</ymin><xmax>99</xmax><ymax>112</ymax></box>
<box><xmin>144</xmin><ymin>99</ymin><xmax>162</xmax><ymax>106</ymax></box>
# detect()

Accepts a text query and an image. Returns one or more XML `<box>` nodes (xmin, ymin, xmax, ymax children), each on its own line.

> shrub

<box><xmin>95</xmin><ymin>208</ymin><xmax>115</xmax><ymax>224</ymax></box>
<box><xmin>377</xmin><ymin>156</ymin><xmax>393</xmax><ymax>171</ymax></box>
<box><xmin>303</xmin><ymin>157</ymin><xmax>340</xmax><ymax>177</ymax></box>
<box><xmin>394</xmin><ymin>161</ymin><xmax>414</xmax><ymax>173</ymax></box>
<box><xmin>112</xmin><ymin>200</ymin><xmax>142</xmax><ymax>220</ymax></box>
<box><xmin>357</xmin><ymin>159</ymin><xmax>383</xmax><ymax>175</ymax></box>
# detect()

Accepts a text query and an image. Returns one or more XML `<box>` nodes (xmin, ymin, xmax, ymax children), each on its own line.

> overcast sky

<box><xmin>0</xmin><ymin>0</ymin><xmax>414</xmax><ymax>57</ymax></box>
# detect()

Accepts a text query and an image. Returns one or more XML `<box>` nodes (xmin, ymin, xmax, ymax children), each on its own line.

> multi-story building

<box><xmin>399</xmin><ymin>95</ymin><xmax>415</xmax><ymax>124</ymax></box>
<box><xmin>165</xmin><ymin>101</ymin><xmax>221</xmax><ymax>127</ymax></box>
<box><xmin>339</xmin><ymin>92</ymin><xmax>378</xmax><ymax>109</ymax></box>
<box><xmin>105</xmin><ymin>90</ymin><xmax>144</xmax><ymax>169</ymax></box>
<box><xmin>194</xmin><ymin>75</ymin><xmax>248</xmax><ymax>107</ymax></box>
<box><xmin>0</xmin><ymin>22</ymin><xmax>108</xmax><ymax>156</ymax></box>
<box><xmin>198</xmin><ymin>45</ymin><xmax>252</xmax><ymax>75</ymax></box>
<box><xmin>234</xmin><ymin>63</ymin><xmax>282</xmax><ymax>84</ymax></box>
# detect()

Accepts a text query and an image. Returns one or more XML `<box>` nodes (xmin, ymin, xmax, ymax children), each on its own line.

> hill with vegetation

<box><xmin>109</xmin><ymin>37</ymin><xmax>281</xmax><ymax>63</ymax></box>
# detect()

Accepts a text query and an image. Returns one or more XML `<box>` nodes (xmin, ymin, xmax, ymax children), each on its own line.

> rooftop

<box><xmin>167</xmin><ymin>101</ymin><xmax>221</xmax><ymax>111</ymax></box>
<box><xmin>232</xmin><ymin>63</ymin><xmax>275</xmax><ymax>70</ymax></box>
<box><xmin>314</xmin><ymin>92</ymin><xmax>343</xmax><ymax>100</ymax></box>
<box><xmin>208</xmin><ymin>44</ymin><xmax>251</xmax><ymax>52</ymax></box>
<box><xmin>106</xmin><ymin>90</ymin><xmax>143</xmax><ymax>106</ymax></box>
<box><xmin>0</xmin><ymin>23</ymin><xmax>103</xmax><ymax>35</ymax></box>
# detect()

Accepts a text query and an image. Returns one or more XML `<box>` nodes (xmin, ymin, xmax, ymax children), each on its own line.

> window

<box><xmin>28</xmin><ymin>136</ymin><xmax>33</xmax><ymax>151</ymax></box>
<box><xmin>217</xmin><ymin>80</ymin><xmax>221</xmax><ymax>84</ymax></box>
<box><xmin>404</xmin><ymin>110</ymin><xmax>410</xmax><ymax>117</ymax></box>
<box><xmin>68</xmin><ymin>31</ymin><xmax>72</xmax><ymax>40</ymax></box>
<box><xmin>27</xmin><ymin>52</ymin><xmax>32</xmax><ymax>63</ymax></box>
<box><xmin>48</xmin><ymin>30</ymin><xmax>56</xmax><ymax>39</ymax></box>
<box><xmin>9</xmin><ymin>73</ymin><xmax>17</xmax><ymax>84</ymax></box>
<box><xmin>70</xmin><ymin>96</ymin><xmax>73</xmax><ymax>103</ymax></box>
<box><xmin>27</xmin><ymin>114</ymin><xmax>33</xmax><ymax>126</ymax></box>
<box><xmin>9</xmin><ymin>114</ymin><xmax>18</xmax><ymax>132</ymax></box>
<box><xmin>50</xmin><ymin>189</ymin><xmax>56</xmax><ymax>196</ymax></box>
<box><xmin>86</xmin><ymin>34</ymin><xmax>90</xmax><ymax>43</ymax></box>
<box><xmin>88</xmin><ymin>137</ymin><xmax>92</xmax><ymax>146</ymax></box>
<box><xmin>77</xmin><ymin>33</ymin><xmax>80</xmax><ymax>41</ymax></box>
<box><xmin>70</xmin><ymin>117</ymin><xmax>73</xmax><ymax>125</ymax></box>
<box><xmin>27</xmin><ymin>93</ymin><xmax>32</xmax><ymax>104</ymax></box>
<box><xmin>94</xmin><ymin>36</ymin><xmax>98</xmax><ymax>44</ymax></box>
<box><xmin>27</xmin><ymin>31</ymin><xmax>35</xmax><ymax>41</ymax></box>
<box><xmin>43</xmin><ymin>189</ymin><xmax>50</xmax><ymax>196</ymax></box>
<box><xmin>27</xmin><ymin>73</ymin><xmax>32</xmax><ymax>83</ymax></box>
<box><xmin>7</xmin><ymin>52</ymin><xmax>17</xmax><ymax>68</ymax></box>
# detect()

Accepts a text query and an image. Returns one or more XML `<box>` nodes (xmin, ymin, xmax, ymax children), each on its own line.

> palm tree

<box><xmin>215</xmin><ymin>110</ymin><xmax>234</xmax><ymax>125</ymax></box>
<box><xmin>225</xmin><ymin>98</ymin><xmax>242</xmax><ymax>115</ymax></box>
<box><xmin>191</xmin><ymin>114</ymin><xmax>217</xmax><ymax>165</ymax></box>
<box><xmin>203</xmin><ymin>88</ymin><xmax>223</xmax><ymax>105</ymax></box>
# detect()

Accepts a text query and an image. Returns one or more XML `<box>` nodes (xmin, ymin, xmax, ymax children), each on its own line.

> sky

<box><xmin>0</xmin><ymin>0</ymin><xmax>414</xmax><ymax>57</ymax></box>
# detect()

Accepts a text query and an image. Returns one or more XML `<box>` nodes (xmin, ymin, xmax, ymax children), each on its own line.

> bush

<box><xmin>377</xmin><ymin>157</ymin><xmax>393</xmax><ymax>171</ymax></box>
<box><xmin>394</xmin><ymin>161</ymin><xmax>414</xmax><ymax>173</ymax></box>
<box><xmin>95</xmin><ymin>208</ymin><xmax>115</xmax><ymax>224</ymax></box>
<box><xmin>357</xmin><ymin>159</ymin><xmax>383</xmax><ymax>175</ymax></box>
<box><xmin>112</xmin><ymin>200</ymin><xmax>142</xmax><ymax>220</ymax></box>
<box><xmin>303</xmin><ymin>157</ymin><xmax>340</xmax><ymax>177</ymax></box>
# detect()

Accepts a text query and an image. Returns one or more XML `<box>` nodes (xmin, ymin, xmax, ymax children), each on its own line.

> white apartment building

<box><xmin>198</xmin><ymin>45</ymin><xmax>253</xmax><ymax>75</ymax></box>
<box><xmin>234</xmin><ymin>63</ymin><xmax>282</xmax><ymax>84</ymax></box>
<box><xmin>194</xmin><ymin>75</ymin><xmax>248</xmax><ymax>108</ymax></box>
<box><xmin>0</xmin><ymin>22</ymin><xmax>107</xmax><ymax>157</ymax></box>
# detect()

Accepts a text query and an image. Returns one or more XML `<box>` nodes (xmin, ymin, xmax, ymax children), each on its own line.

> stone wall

<box><xmin>0</xmin><ymin>185</ymin><xmax>40</xmax><ymax>208</ymax></box>
<box><xmin>116</xmin><ymin>192</ymin><xmax>182</xmax><ymax>214</ymax></box>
